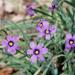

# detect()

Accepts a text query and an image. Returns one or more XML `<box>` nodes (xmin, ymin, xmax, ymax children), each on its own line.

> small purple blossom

<box><xmin>26</xmin><ymin>3</ymin><xmax>36</xmax><ymax>16</ymax></box>
<box><xmin>2</xmin><ymin>35</ymin><xmax>19</xmax><ymax>55</ymax></box>
<box><xmin>65</xmin><ymin>33</ymin><xmax>75</xmax><ymax>51</ymax></box>
<box><xmin>49</xmin><ymin>0</ymin><xmax>58</xmax><ymax>13</ymax></box>
<box><xmin>36</xmin><ymin>19</ymin><xmax>49</xmax><ymax>32</ymax></box>
<box><xmin>27</xmin><ymin>42</ymin><xmax>48</xmax><ymax>63</ymax></box>
<box><xmin>38</xmin><ymin>25</ymin><xmax>57</xmax><ymax>40</ymax></box>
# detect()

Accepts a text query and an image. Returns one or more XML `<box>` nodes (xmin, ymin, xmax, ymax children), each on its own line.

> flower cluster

<box><xmin>36</xmin><ymin>19</ymin><xmax>57</xmax><ymax>40</ymax></box>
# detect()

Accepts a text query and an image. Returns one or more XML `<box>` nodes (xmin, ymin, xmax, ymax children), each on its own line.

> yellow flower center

<box><xmin>8</xmin><ymin>41</ymin><xmax>14</xmax><ymax>47</ymax></box>
<box><xmin>34</xmin><ymin>49</ymin><xmax>40</xmax><ymax>55</ymax></box>
<box><xmin>45</xmin><ymin>29</ymin><xmax>49</xmax><ymax>34</ymax></box>
<box><xmin>39</xmin><ymin>23</ymin><xmax>43</xmax><ymax>27</ymax></box>
<box><xmin>35</xmin><ymin>50</ymin><xmax>39</xmax><ymax>54</ymax></box>
<box><xmin>69</xmin><ymin>40</ymin><xmax>74</xmax><ymax>44</ymax></box>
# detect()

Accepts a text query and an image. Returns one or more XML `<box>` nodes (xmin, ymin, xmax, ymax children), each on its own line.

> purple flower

<box><xmin>38</xmin><ymin>25</ymin><xmax>57</xmax><ymax>40</ymax></box>
<box><xmin>2</xmin><ymin>35</ymin><xmax>19</xmax><ymax>55</ymax></box>
<box><xmin>36</xmin><ymin>19</ymin><xmax>49</xmax><ymax>32</ymax></box>
<box><xmin>49</xmin><ymin>0</ymin><xmax>58</xmax><ymax>13</ymax></box>
<box><xmin>26</xmin><ymin>3</ymin><xmax>36</xmax><ymax>16</ymax></box>
<box><xmin>27</xmin><ymin>42</ymin><xmax>48</xmax><ymax>63</ymax></box>
<box><xmin>65</xmin><ymin>33</ymin><xmax>75</xmax><ymax>51</ymax></box>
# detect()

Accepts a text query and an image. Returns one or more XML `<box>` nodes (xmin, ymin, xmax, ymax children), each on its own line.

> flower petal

<box><xmin>39</xmin><ymin>55</ymin><xmax>45</xmax><ymax>62</ymax></box>
<box><xmin>13</xmin><ymin>44</ymin><xmax>19</xmax><ymax>50</ymax></box>
<box><xmin>7</xmin><ymin>43</ymin><xmax>18</xmax><ymax>51</ymax></box>
<box><xmin>36</xmin><ymin>26</ymin><xmax>41</xmax><ymax>32</ymax></box>
<box><xmin>65</xmin><ymin>44</ymin><xmax>71</xmax><ymax>52</ymax></box>
<box><xmin>73</xmin><ymin>34</ymin><xmax>75</xmax><ymax>40</ymax></box>
<box><xmin>65</xmin><ymin>47</ymin><xmax>70</xmax><ymax>52</ymax></box>
<box><xmin>30</xmin><ymin>55</ymin><xmax>37</xmax><ymax>63</ymax></box>
<box><xmin>2</xmin><ymin>40</ymin><xmax>8</xmax><ymax>47</ymax></box>
<box><xmin>7</xmin><ymin>48</ymin><xmax>16</xmax><ymax>55</ymax></box>
<box><xmin>28</xmin><ymin>9</ymin><xmax>35</xmax><ymax>16</ymax></box>
<box><xmin>30</xmin><ymin>42</ymin><xmax>36</xmax><ymax>49</ymax></box>
<box><xmin>66</xmin><ymin>33</ymin><xmax>72</xmax><ymax>40</ymax></box>
<box><xmin>43</xmin><ymin>20</ymin><xmax>49</xmax><ymax>29</ymax></box>
<box><xmin>45</xmin><ymin>34</ymin><xmax>51</xmax><ymax>40</ymax></box>
<box><xmin>27</xmin><ymin>49</ymin><xmax>33</xmax><ymax>55</ymax></box>
<box><xmin>37</xmin><ymin>43</ymin><xmax>44</xmax><ymax>49</ymax></box>
<box><xmin>50</xmin><ymin>25</ymin><xmax>57</xmax><ymax>34</ymax></box>
<box><xmin>41</xmin><ymin>47</ymin><xmax>48</xmax><ymax>54</ymax></box>
<box><xmin>7</xmin><ymin>36</ymin><xmax>13</xmax><ymax>41</ymax></box>
<box><xmin>13</xmin><ymin>36</ymin><xmax>19</xmax><ymax>41</ymax></box>
<box><xmin>38</xmin><ymin>32</ymin><xmax>45</xmax><ymax>38</ymax></box>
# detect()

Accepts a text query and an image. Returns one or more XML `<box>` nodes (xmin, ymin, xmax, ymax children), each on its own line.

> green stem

<box><xmin>72</xmin><ymin>8</ymin><xmax>75</xmax><ymax>33</ymax></box>
<box><xmin>34</xmin><ymin>9</ymin><xmax>53</xmax><ymax>17</ymax></box>
<box><xmin>43</xmin><ymin>54</ymin><xmax>65</xmax><ymax>75</ymax></box>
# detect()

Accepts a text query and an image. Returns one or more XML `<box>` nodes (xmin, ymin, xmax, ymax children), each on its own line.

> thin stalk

<box><xmin>72</xmin><ymin>8</ymin><xmax>75</xmax><ymax>33</ymax></box>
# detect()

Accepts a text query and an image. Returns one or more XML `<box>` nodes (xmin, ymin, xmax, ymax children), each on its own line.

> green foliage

<box><xmin>0</xmin><ymin>0</ymin><xmax>75</xmax><ymax>75</ymax></box>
